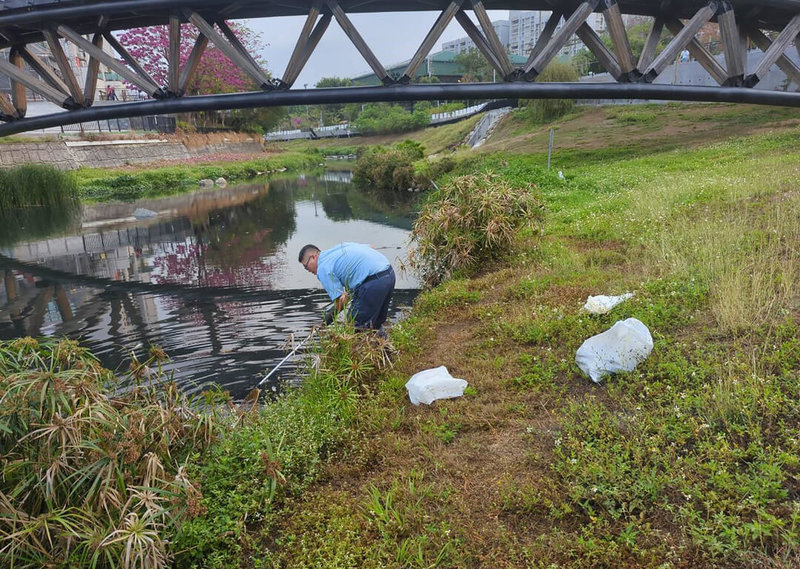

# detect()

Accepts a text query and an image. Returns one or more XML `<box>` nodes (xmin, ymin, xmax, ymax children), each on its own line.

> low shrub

<box><xmin>354</xmin><ymin>103</ymin><xmax>430</xmax><ymax>135</ymax></box>
<box><xmin>81</xmin><ymin>173</ymin><xmax>153</xmax><ymax>201</ymax></box>
<box><xmin>408</xmin><ymin>171</ymin><xmax>545</xmax><ymax>287</ymax></box>
<box><xmin>413</xmin><ymin>154</ymin><xmax>459</xmax><ymax>190</ymax></box>
<box><xmin>353</xmin><ymin>140</ymin><xmax>427</xmax><ymax>191</ymax></box>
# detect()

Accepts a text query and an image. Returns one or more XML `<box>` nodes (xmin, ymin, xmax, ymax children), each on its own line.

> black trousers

<box><xmin>351</xmin><ymin>267</ymin><xmax>395</xmax><ymax>329</ymax></box>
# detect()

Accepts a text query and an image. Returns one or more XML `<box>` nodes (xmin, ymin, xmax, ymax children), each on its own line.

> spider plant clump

<box><xmin>407</xmin><ymin>171</ymin><xmax>545</xmax><ymax>287</ymax></box>
<box><xmin>0</xmin><ymin>338</ymin><xmax>230</xmax><ymax>568</ymax></box>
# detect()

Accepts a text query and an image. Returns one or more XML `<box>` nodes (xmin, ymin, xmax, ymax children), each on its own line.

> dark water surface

<box><xmin>0</xmin><ymin>172</ymin><xmax>420</xmax><ymax>399</ymax></box>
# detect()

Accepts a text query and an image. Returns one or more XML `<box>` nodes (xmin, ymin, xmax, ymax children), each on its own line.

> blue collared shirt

<box><xmin>316</xmin><ymin>242</ymin><xmax>390</xmax><ymax>301</ymax></box>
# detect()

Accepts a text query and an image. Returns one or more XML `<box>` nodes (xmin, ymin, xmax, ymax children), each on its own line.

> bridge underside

<box><xmin>0</xmin><ymin>0</ymin><xmax>799</xmax><ymax>135</ymax></box>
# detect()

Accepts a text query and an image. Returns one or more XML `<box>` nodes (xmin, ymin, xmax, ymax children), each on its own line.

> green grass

<box><xmin>75</xmin><ymin>152</ymin><xmax>317</xmax><ymax>202</ymax></box>
<box><xmin>254</xmin><ymin>116</ymin><xmax>800</xmax><ymax>568</ymax></box>
<box><xmin>5</xmin><ymin>103</ymin><xmax>800</xmax><ymax>567</ymax></box>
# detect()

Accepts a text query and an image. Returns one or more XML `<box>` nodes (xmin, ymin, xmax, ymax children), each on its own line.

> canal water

<box><xmin>0</xmin><ymin>171</ymin><xmax>421</xmax><ymax>399</ymax></box>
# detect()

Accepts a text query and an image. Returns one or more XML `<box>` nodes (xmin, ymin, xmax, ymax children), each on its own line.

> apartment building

<box><xmin>442</xmin><ymin>19</ymin><xmax>510</xmax><ymax>54</ymax></box>
<box><xmin>442</xmin><ymin>10</ymin><xmax>607</xmax><ymax>59</ymax></box>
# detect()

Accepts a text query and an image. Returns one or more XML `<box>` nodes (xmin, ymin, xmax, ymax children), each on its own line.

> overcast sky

<box><xmin>245</xmin><ymin>11</ymin><xmax>506</xmax><ymax>88</ymax></box>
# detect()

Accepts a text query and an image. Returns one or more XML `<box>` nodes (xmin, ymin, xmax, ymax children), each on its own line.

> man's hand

<box><xmin>334</xmin><ymin>291</ymin><xmax>349</xmax><ymax>313</ymax></box>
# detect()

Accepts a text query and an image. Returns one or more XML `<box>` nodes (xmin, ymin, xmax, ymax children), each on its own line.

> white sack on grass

<box><xmin>405</xmin><ymin>366</ymin><xmax>468</xmax><ymax>405</ymax></box>
<box><xmin>583</xmin><ymin>292</ymin><xmax>634</xmax><ymax>314</ymax></box>
<box><xmin>576</xmin><ymin>318</ymin><xmax>653</xmax><ymax>383</ymax></box>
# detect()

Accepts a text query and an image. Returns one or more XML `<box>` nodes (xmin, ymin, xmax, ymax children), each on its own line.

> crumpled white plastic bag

<box><xmin>405</xmin><ymin>366</ymin><xmax>468</xmax><ymax>405</ymax></box>
<box><xmin>583</xmin><ymin>292</ymin><xmax>635</xmax><ymax>314</ymax></box>
<box><xmin>575</xmin><ymin>318</ymin><xmax>653</xmax><ymax>383</ymax></box>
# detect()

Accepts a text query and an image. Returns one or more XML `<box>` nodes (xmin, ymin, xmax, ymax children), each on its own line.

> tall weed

<box><xmin>643</xmin><ymin>198</ymin><xmax>800</xmax><ymax>334</ymax></box>
<box><xmin>0</xmin><ymin>164</ymin><xmax>79</xmax><ymax>210</ymax></box>
<box><xmin>408</xmin><ymin>171</ymin><xmax>545</xmax><ymax>287</ymax></box>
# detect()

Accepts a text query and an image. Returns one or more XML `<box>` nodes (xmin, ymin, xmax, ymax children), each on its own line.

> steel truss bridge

<box><xmin>0</xmin><ymin>0</ymin><xmax>799</xmax><ymax>136</ymax></box>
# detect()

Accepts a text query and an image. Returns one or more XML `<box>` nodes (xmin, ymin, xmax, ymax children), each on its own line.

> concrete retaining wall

<box><xmin>0</xmin><ymin>138</ymin><xmax>264</xmax><ymax>170</ymax></box>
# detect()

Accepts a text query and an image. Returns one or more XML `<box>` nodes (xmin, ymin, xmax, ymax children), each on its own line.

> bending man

<box><xmin>299</xmin><ymin>242</ymin><xmax>396</xmax><ymax>331</ymax></box>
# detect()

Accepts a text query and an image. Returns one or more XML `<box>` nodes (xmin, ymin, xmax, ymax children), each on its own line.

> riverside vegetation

<box><xmin>1</xmin><ymin>101</ymin><xmax>799</xmax><ymax>567</ymax></box>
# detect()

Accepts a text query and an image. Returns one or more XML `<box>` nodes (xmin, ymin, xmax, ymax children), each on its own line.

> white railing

<box><xmin>430</xmin><ymin>103</ymin><xmax>487</xmax><ymax>123</ymax></box>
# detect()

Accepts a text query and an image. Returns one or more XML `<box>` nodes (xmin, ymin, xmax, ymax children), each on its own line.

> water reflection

<box><xmin>0</xmin><ymin>174</ymin><xmax>420</xmax><ymax>399</ymax></box>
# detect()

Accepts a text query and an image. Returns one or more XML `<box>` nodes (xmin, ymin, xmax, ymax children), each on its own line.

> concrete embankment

<box><xmin>0</xmin><ymin>138</ymin><xmax>264</xmax><ymax>170</ymax></box>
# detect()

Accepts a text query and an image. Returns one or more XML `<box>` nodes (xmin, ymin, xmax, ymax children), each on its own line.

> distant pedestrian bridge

<box><xmin>1</xmin><ymin>0</ymin><xmax>800</xmax><ymax>136</ymax></box>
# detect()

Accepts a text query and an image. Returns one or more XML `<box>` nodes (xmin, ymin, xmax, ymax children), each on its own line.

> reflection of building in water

<box><xmin>0</xmin><ymin>267</ymin><xmax>162</xmax><ymax>342</ymax></box>
<box><xmin>2</xmin><ymin>218</ymin><xmax>193</xmax><ymax>279</ymax></box>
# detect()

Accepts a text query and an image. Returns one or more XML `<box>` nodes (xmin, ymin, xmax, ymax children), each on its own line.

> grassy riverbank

<box><xmin>254</xmin><ymin>105</ymin><xmax>800</xmax><ymax>567</ymax></box>
<box><xmin>3</xmin><ymin>102</ymin><xmax>800</xmax><ymax>568</ymax></box>
<box><xmin>74</xmin><ymin>151</ymin><xmax>318</xmax><ymax>202</ymax></box>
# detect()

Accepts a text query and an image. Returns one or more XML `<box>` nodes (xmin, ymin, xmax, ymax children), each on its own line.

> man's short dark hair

<box><xmin>298</xmin><ymin>244</ymin><xmax>320</xmax><ymax>263</ymax></box>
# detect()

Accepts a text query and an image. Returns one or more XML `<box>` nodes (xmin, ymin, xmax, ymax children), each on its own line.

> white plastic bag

<box><xmin>575</xmin><ymin>318</ymin><xmax>653</xmax><ymax>383</ymax></box>
<box><xmin>583</xmin><ymin>292</ymin><xmax>634</xmax><ymax>314</ymax></box>
<box><xmin>405</xmin><ymin>366</ymin><xmax>468</xmax><ymax>405</ymax></box>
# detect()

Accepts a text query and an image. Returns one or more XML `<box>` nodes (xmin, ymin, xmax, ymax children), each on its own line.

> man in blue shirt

<box><xmin>299</xmin><ymin>242</ymin><xmax>395</xmax><ymax>331</ymax></box>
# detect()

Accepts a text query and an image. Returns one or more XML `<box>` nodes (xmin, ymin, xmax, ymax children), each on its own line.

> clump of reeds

<box><xmin>0</xmin><ymin>164</ymin><xmax>79</xmax><ymax>211</ymax></box>
<box><xmin>407</xmin><ymin>171</ymin><xmax>545</xmax><ymax>287</ymax></box>
<box><xmin>0</xmin><ymin>338</ymin><xmax>230</xmax><ymax>568</ymax></box>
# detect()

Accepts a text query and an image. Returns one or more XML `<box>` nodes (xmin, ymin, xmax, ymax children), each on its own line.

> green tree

<box><xmin>453</xmin><ymin>48</ymin><xmax>494</xmax><ymax>82</ymax></box>
<box><xmin>315</xmin><ymin>76</ymin><xmax>353</xmax><ymax>124</ymax></box>
<box><xmin>521</xmin><ymin>60</ymin><xmax>580</xmax><ymax>124</ymax></box>
<box><xmin>228</xmin><ymin>106</ymin><xmax>287</xmax><ymax>134</ymax></box>
<box><xmin>315</xmin><ymin>76</ymin><xmax>352</xmax><ymax>88</ymax></box>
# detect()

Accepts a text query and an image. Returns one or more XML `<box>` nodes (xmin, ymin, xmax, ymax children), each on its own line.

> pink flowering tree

<box><xmin>117</xmin><ymin>21</ymin><xmax>268</xmax><ymax>95</ymax></box>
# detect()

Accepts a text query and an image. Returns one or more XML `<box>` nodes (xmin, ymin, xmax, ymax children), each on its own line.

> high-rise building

<box><xmin>442</xmin><ymin>19</ymin><xmax>510</xmax><ymax>54</ymax></box>
<box><xmin>442</xmin><ymin>10</ymin><xmax>607</xmax><ymax>59</ymax></box>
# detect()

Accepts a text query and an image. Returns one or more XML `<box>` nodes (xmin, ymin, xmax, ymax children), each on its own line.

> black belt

<box><xmin>360</xmin><ymin>267</ymin><xmax>391</xmax><ymax>286</ymax></box>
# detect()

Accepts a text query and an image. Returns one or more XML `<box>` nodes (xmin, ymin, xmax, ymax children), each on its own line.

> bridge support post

<box><xmin>718</xmin><ymin>2</ymin><xmax>746</xmax><ymax>86</ymax></box>
<box><xmin>636</xmin><ymin>17</ymin><xmax>664</xmax><ymax>75</ymax></box>
<box><xmin>43</xmin><ymin>28</ymin><xmax>86</xmax><ymax>106</ymax></box>
<box><xmin>743</xmin><ymin>25</ymin><xmax>800</xmax><ymax>89</ymax></box>
<box><xmin>178</xmin><ymin>33</ymin><xmax>209</xmax><ymax>96</ymax></box>
<box><xmin>642</xmin><ymin>2</ymin><xmax>720</xmax><ymax>83</ymax></box>
<box><xmin>327</xmin><ymin>0</ymin><xmax>393</xmax><ymax>85</ymax></box>
<box><xmin>745</xmin><ymin>14</ymin><xmax>800</xmax><ymax>87</ymax></box>
<box><xmin>455</xmin><ymin>10</ymin><xmax>508</xmax><ymax>79</ymax></box>
<box><xmin>9</xmin><ymin>48</ymin><xmax>26</xmax><ymax>118</ymax></box>
<box><xmin>283</xmin><ymin>3</ymin><xmax>323</xmax><ymax>88</ymax></box>
<box><xmin>577</xmin><ymin>22</ymin><xmax>624</xmax><ymax>80</ymax></box>
<box><xmin>83</xmin><ymin>31</ymin><xmax>104</xmax><ymax>105</ymax></box>
<box><xmin>525</xmin><ymin>0</ymin><xmax>598</xmax><ymax>80</ymax></box>
<box><xmin>522</xmin><ymin>11</ymin><xmax>562</xmax><ymax>80</ymax></box>
<box><xmin>601</xmin><ymin>0</ymin><xmax>639</xmax><ymax>80</ymax></box>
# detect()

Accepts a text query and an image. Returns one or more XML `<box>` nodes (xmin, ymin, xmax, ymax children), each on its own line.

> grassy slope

<box><xmin>251</xmin><ymin>103</ymin><xmax>800</xmax><ymax>568</ymax></box>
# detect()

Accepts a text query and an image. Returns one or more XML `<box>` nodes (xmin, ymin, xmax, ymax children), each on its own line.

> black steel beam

<box><xmin>1</xmin><ymin>0</ymin><xmax>799</xmax><ymax>46</ymax></box>
<box><xmin>2</xmin><ymin>82</ymin><xmax>800</xmax><ymax>136</ymax></box>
